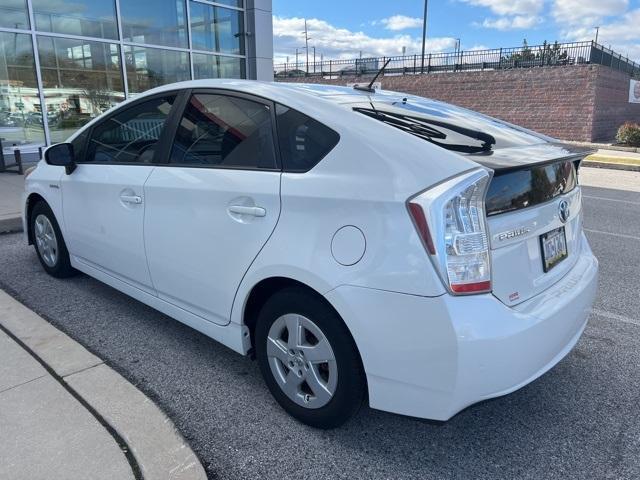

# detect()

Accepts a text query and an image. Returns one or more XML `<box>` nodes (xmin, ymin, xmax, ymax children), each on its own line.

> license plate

<box><xmin>540</xmin><ymin>227</ymin><xmax>568</xmax><ymax>272</ymax></box>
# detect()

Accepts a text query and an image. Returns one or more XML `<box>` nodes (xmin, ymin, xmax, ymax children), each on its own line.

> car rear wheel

<box><xmin>31</xmin><ymin>201</ymin><xmax>76</xmax><ymax>278</ymax></box>
<box><xmin>255</xmin><ymin>287</ymin><xmax>366</xmax><ymax>429</ymax></box>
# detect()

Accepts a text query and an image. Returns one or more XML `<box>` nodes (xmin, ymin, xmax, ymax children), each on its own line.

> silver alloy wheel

<box><xmin>266</xmin><ymin>314</ymin><xmax>338</xmax><ymax>409</ymax></box>
<box><xmin>34</xmin><ymin>214</ymin><xmax>58</xmax><ymax>268</ymax></box>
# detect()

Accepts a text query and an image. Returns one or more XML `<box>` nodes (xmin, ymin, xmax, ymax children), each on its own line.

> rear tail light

<box><xmin>408</xmin><ymin>169</ymin><xmax>493</xmax><ymax>295</ymax></box>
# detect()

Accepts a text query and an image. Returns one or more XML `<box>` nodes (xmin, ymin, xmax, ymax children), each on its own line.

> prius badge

<box><xmin>495</xmin><ymin>226</ymin><xmax>531</xmax><ymax>242</ymax></box>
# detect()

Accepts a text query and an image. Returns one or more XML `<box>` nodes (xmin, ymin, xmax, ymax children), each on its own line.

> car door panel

<box><xmin>62</xmin><ymin>164</ymin><xmax>155</xmax><ymax>292</ymax></box>
<box><xmin>60</xmin><ymin>93</ymin><xmax>179</xmax><ymax>294</ymax></box>
<box><xmin>143</xmin><ymin>91</ymin><xmax>281</xmax><ymax>326</ymax></box>
<box><xmin>144</xmin><ymin>168</ymin><xmax>281</xmax><ymax>325</ymax></box>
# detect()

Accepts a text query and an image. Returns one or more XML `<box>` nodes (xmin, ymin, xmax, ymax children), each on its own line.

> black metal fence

<box><xmin>274</xmin><ymin>41</ymin><xmax>640</xmax><ymax>79</ymax></box>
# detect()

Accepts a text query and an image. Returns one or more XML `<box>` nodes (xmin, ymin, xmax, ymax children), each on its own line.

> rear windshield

<box><xmin>353</xmin><ymin>99</ymin><xmax>546</xmax><ymax>154</ymax></box>
<box><xmin>485</xmin><ymin>160</ymin><xmax>577</xmax><ymax>216</ymax></box>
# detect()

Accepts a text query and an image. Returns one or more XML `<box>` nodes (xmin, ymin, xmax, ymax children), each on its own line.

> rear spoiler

<box><xmin>469</xmin><ymin>143</ymin><xmax>596</xmax><ymax>174</ymax></box>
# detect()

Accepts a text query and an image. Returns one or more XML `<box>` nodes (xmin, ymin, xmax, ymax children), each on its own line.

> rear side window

<box><xmin>85</xmin><ymin>95</ymin><xmax>176</xmax><ymax>164</ymax></box>
<box><xmin>170</xmin><ymin>93</ymin><xmax>277</xmax><ymax>169</ymax></box>
<box><xmin>275</xmin><ymin>104</ymin><xmax>339</xmax><ymax>172</ymax></box>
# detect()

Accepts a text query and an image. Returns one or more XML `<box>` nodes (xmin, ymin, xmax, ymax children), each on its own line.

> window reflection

<box><xmin>193</xmin><ymin>53</ymin><xmax>244</xmax><ymax>79</ymax></box>
<box><xmin>120</xmin><ymin>0</ymin><xmax>188</xmax><ymax>48</ymax></box>
<box><xmin>32</xmin><ymin>0</ymin><xmax>118</xmax><ymax>40</ymax></box>
<box><xmin>37</xmin><ymin>36</ymin><xmax>124</xmax><ymax>143</ymax></box>
<box><xmin>124</xmin><ymin>46</ymin><xmax>190</xmax><ymax>93</ymax></box>
<box><xmin>0</xmin><ymin>0</ymin><xmax>29</xmax><ymax>30</ymax></box>
<box><xmin>0</xmin><ymin>32</ymin><xmax>45</xmax><ymax>152</ymax></box>
<box><xmin>190</xmin><ymin>2</ymin><xmax>244</xmax><ymax>55</ymax></box>
<box><xmin>211</xmin><ymin>0</ymin><xmax>243</xmax><ymax>8</ymax></box>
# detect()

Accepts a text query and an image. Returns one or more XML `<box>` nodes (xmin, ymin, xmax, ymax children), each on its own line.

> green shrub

<box><xmin>616</xmin><ymin>122</ymin><xmax>640</xmax><ymax>147</ymax></box>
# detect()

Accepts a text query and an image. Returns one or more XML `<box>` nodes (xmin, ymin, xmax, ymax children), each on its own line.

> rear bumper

<box><xmin>325</xmin><ymin>232</ymin><xmax>598</xmax><ymax>420</ymax></box>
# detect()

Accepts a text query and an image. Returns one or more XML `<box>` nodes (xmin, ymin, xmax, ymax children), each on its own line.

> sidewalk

<box><xmin>0</xmin><ymin>172</ymin><xmax>24</xmax><ymax>233</ymax></box>
<box><xmin>0</xmin><ymin>289</ymin><xmax>207</xmax><ymax>480</ymax></box>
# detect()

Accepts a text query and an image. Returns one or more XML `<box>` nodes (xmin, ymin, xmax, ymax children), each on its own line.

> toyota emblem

<box><xmin>558</xmin><ymin>199</ymin><xmax>570</xmax><ymax>223</ymax></box>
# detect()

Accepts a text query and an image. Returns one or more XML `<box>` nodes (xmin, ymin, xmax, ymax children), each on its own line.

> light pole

<box><xmin>420</xmin><ymin>0</ymin><xmax>428</xmax><ymax>73</ymax></box>
<box><xmin>594</xmin><ymin>26</ymin><xmax>600</xmax><ymax>44</ymax></box>
<box><xmin>312</xmin><ymin>46</ymin><xmax>316</xmax><ymax>73</ymax></box>
<box><xmin>303</xmin><ymin>19</ymin><xmax>310</xmax><ymax>74</ymax></box>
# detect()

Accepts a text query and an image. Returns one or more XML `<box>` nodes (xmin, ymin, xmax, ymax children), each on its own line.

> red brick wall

<box><xmin>592</xmin><ymin>67</ymin><xmax>640</xmax><ymax>141</ymax></box>
<box><xmin>277</xmin><ymin>64</ymin><xmax>640</xmax><ymax>142</ymax></box>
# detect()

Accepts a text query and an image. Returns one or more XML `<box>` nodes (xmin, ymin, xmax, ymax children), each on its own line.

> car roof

<box><xmin>135</xmin><ymin>79</ymin><xmax>401</xmax><ymax>106</ymax></box>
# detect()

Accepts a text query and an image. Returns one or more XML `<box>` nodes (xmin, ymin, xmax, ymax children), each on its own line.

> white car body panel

<box><xmin>61</xmin><ymin>164</ymin><xmax>156</xmax><ymax>293</ymax></box>
<box><xmin>489</xmin><ymin>187</ymin><xmax>584</xmax><ymax>306</ymax></box>
<box><xmin>326</xmin><ymin>233</ymin><xmax>597</xmax><ymax>420</ymax></box>
<box><xmin>22</xmin><ymin>79</ymin><xmax>599</xmax><ymax>421</ymax></box>
<box><xmin>143</xmin><ymin>167</ymin><xmax>281</xmax><ymax>326</ymax></box>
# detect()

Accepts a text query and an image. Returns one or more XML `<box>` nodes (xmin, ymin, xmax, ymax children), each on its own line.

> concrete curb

<box><xmin>583</xmin><ymin>159</ymin><xmax>640</xmax><ymax>172</ymax></box>
<box><xmin>0</xmin><ymin>289</ymin><xmax>208</xmax><ymax>480</ymax></box>
<box><xmin>0</xmin><ymin>216</ymin><xmax>23</xmax><ymax>234</ymax></box>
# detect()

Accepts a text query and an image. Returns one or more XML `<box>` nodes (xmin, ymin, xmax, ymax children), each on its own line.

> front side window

<box><xmin>275</xmin><ymin>104</ymin><xmax>339</xmax><ymax>173</ymax></box>
<box><xmin>85</xmin><ymin>95</ymin><xmax>176</xmax><ymax>164</ymax></box>
<box><xmin>170</xmin><ymin>93</ymin><xmax>276</xmax><ymax>169</ymax></box>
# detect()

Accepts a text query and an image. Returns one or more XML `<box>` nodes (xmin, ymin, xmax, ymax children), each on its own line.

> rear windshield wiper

<box><xmin>354</xmin><ymin>107</ymin><xmax>496</xmax><ymax>154</ymax></box>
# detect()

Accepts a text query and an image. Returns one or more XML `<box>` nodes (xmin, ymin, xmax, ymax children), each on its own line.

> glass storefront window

<box><xmin>120</xmin><ymin>0</ymin><xmax>188</xmax><ymax>48</ymax></box>
<box><xmin>124</xmin><ymin>46</ymin><xmax>190</xmax><ymax>93</ymax></box>
<box><xmin>209</xmin><ymin>0</ymin><xmax>243</xmax><ymax>8</ymax></box>
<box><xmin>193</xmin><ymin>53</ymin><xmax>244</xmax><ymax>79</ymax></box>
<box><xmin>190</xmin><ymin>2</ymin><xmax>244</xmax><ymax>55</ymax></box>
<box><xmin>32</xmin><ymin>0</ymin><xmax>118</xmax><ymax>40</ymax></box>
<box><xmin>0</xmin><ymin>32</ymin><xmax>45</xmax><ymax>151</ymax></box>
<box><xmin>37</xmin><ymin>36</ymin><xmax>125</xmax><ymax>143</ymax></box>
<box><xmin>0</xmin><ymin>0</ymin><xmax>248</xmax><ymax>150</ymax></box>
<box><xmin>0</xmin><ymin>0</ymin><xmax>29</xmax><ymax>30</ymax></box>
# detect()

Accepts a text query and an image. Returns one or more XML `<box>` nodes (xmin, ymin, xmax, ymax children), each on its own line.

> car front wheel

<box><xmin>255</xmin><ymin>287</ymin><xmax>366</xmax><ymax>429</ymax></box>
<box><xmin>31</xmin><ymin>201</ymin><xmax>76</xmax><ymax>278</ymax></box>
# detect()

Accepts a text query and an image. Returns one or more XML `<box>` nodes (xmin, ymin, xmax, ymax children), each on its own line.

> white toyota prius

<box><xmin>23</xmin><ymin>79</ymin><xmax>598</xmax><ymax>428</ymax></box>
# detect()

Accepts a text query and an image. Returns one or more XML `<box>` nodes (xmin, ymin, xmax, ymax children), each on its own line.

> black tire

<box><xmin>255</xmin><ymin>286</ymin><xmax>366</xmax><ymax>429</ymax></box>
<box><xmin>30</xmin><ymin>201</ymin><xmax>77</xmax><ymax>278</ymax></box>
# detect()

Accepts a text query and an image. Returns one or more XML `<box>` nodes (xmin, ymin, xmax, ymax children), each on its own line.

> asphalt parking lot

<box><xmin>0</xmin><ymin>167</ymin><xmax>638</xmax><ymax>480</ymax></box>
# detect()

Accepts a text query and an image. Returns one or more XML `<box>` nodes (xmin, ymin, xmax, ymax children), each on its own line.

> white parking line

<box><xmin>591</xmin><ymin>308</ymin><xmax>640</xmax><ymax>327</ymax></box>
<box><xmin>583</xmin><ymin>195</ymin><xmax>640</xmax><ymax>206</ymax></box>
<box><xmin>584</xmin><ymin>228</ymin><xmax>640</xmax><ymax>241</ymax></box>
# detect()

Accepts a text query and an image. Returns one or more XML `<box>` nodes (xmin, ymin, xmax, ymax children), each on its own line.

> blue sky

<box><xmin>272</xmin><ymin>0</ymin><xmax>640</xmax><ymax>64</ymax></box>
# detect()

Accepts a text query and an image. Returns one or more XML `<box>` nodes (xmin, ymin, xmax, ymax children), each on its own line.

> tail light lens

<box><xmin>408</xmin><ymin>169</ymin><xmax>493</xmax><ymax>295</ymax></box>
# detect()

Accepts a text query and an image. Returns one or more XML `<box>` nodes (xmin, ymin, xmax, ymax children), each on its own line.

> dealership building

<box><xmin>0</xmin><ymin>0</ymin><xmax>273</xmax><ymax>154</ymax></box>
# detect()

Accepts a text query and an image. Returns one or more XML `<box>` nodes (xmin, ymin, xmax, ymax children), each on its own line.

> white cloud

<box><xmin>552</xmin><ymin>0</ymin><xmax>628</xmax><ymax>26</ymax></box>
<box><xmin>463</xmin><ymin>0</ymin><xmax>544</xmax><ymax>31</ymax></box>
<box><xmin>378</xmin><ymin>15</ymin><xmax>423</xmax><ymax>31</ymax></box>
<box><xmin>468</xmin><ymin>44</ymin><xmax>491</xmax><ymax>51</ymax></box>
<box><xmin>561</xmin><ymin>8</ymin><xmax>640</xmax><ymax>61</ymax></box>
<box><xmin>481</xmin><ymin>15</ymin><xmax>543</xmax><ymax>30</ymax></box>
<box><xmin>460</xmin><ymin>0</ymin><xmax>543</xmax><ymax>16</ymax></box>
<box><xmin>272</xmin><ymin>16</ymin><xmax>456</xmax><ymax>64</ymax></box>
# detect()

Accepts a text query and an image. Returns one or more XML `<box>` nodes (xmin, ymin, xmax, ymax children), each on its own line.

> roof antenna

<box><xmin>353</xmin><ymin>58</ymin><xmax>391</xmax><ymax>93</ymax></box>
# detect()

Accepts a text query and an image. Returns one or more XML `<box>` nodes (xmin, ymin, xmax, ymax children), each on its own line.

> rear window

<box><xmin>353</xmin><ymin>100</ymin><xmax>547</xmax><ymax>154</ymax></box>
<box><xmin>485</xmin><ymin>160</ymin><xmax>577</xmax><ymax>216</ymax></box>
<box><xmin>275</xmin><ymin>104</ymin><xmax>339</xmax><ymax>172</ymax></box>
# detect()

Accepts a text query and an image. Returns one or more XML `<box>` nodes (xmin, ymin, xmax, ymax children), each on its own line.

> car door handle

<box><xmin>120</xmin><ymin>194</ymin><xmax>142</xmax><ymax>204</ymax></box>
<box><xmin>228</xmin><ymin>205</ymin><xmax>266</xmax><ymax>217</ymax></box>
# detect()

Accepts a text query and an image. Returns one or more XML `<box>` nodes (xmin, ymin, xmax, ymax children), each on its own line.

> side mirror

<box><xmin>44</xmin><ymin>143</ymin><xmax>76</xmax><ymax>174</ymax></box>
